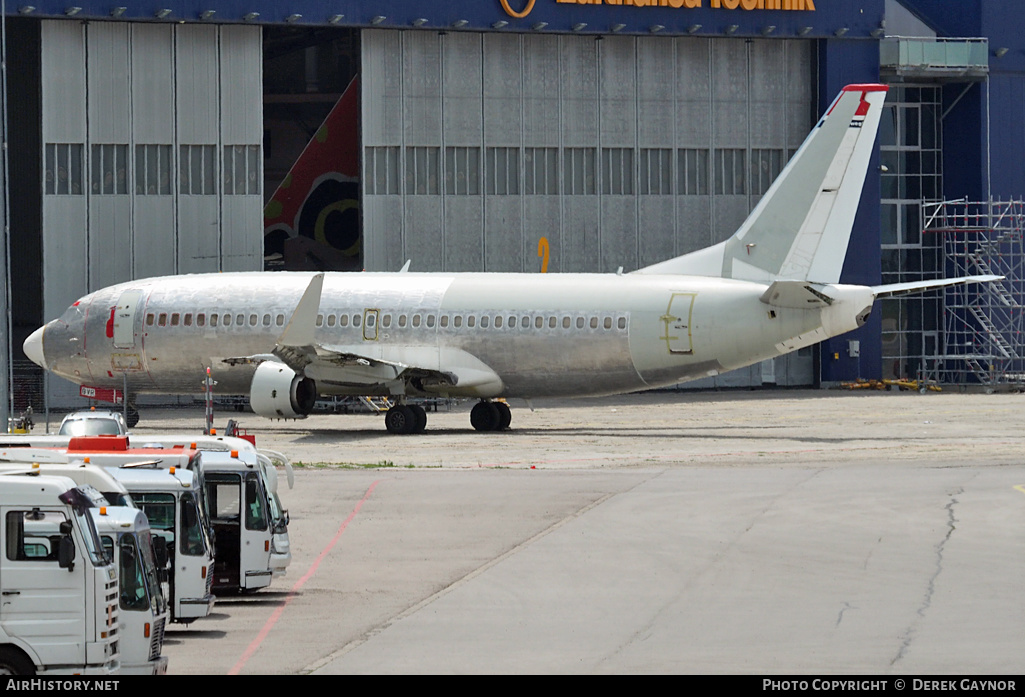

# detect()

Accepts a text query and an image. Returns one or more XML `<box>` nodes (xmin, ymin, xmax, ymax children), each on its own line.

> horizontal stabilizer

<box><xmin>872</xmin><ymin>275</ymin><xmax>1002</xmax><ymax>299</ymax></box>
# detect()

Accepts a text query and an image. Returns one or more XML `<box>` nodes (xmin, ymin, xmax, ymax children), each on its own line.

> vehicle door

<box><xmin>0</xmin><ymin>507</ymin><xmax>88</xmax><ymax>666</ymax></box>
<box><xmin>204</xmin><ymin>472</ymin><xmax>242</xmax><ymax>591</ymax></box>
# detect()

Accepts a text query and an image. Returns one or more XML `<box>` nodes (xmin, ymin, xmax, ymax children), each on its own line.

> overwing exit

<box><xmin>23</xmin><ymin>84</ymin><xmax>999</xmax><ymax>434</ymax></box>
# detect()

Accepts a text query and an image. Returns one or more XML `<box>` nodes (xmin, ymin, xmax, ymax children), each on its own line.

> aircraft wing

<box><xmin>223</xmin><ymin>273</ymin><xmax>503</xmax><ymax>396</ymax></box>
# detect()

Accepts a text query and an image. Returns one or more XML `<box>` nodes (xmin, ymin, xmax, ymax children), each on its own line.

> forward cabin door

<box><xmin>113</xmin><ymin>289</ymin><xmax>145</xmax><ymax>349</ymax></box>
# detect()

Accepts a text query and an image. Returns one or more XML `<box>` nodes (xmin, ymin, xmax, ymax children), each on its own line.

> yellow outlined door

<box><xmin>661</xmin><ymin>293</ymin><xmax>695</xmax><ymax>355</ymax></box>
<box><xmin>363</xmin><ymin>309</ymin><xmax>379</xmax><ymax>341</ymax></box>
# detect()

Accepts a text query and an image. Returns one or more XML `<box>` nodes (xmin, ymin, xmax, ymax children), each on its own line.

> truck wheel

<box><xmin>0</xmin><ymin>647</ymin><xmax>35</xmax><ymax>675</ymax></box>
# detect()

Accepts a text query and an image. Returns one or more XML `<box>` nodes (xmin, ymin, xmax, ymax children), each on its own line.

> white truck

<box><xmin>92</xmin><ymin>505</ymin><xmax>169</xmax><ymax>674</ymax></box>
<box><xmin>102</xmin><ymin>467</ymin><xmax>215</xmax><ymax>623</ymax></box>
<box><xmin>0</xmin><ymin>473</ymin><xmax>120</xmax><ymax>675</ymax></box>
<box><xmin>0</xmin><ymin>462</ymin><xmax>169</xmax><ymax>673</ymax></box>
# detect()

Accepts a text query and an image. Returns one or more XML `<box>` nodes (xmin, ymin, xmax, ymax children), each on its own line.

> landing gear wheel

<box><xmin>409</xmin><ymin>404</ymin><xmax>428</xmax><ymax>433</ymax></box>
<box><xmin>385</xmin><ymin>405</ymin><xmax>417</xmax><ymax>434</ymax></box>
<box><xmin>126</xmin><ymin>405</ymin><xmax>140</xmax><ymax>428</ymax></box>
<box><xmin>470</xmin><ymin>401</ymin><xmax>502</xmax><ymax>432</ymax></box>
<box><xmin>495</xmin><ymin>401</ymin><xmax>512</xmax><ymax>430</ymax></box>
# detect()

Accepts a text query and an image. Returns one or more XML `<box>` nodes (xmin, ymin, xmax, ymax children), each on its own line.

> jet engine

<box><xmin>249</xmin><ymin>362</ymin><xmax>317</xmax><ymax>419</ymax></box>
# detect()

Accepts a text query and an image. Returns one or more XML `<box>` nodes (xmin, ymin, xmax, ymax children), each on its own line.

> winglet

<box><xmin>278</xmin><ymin>273</ymin><xmax>324</xmax><ymax>347</ymax></box>
<box><xmin>399</xmin><ymin>260</ymin><xmax>411</xmax><ymax>273</ymax></box>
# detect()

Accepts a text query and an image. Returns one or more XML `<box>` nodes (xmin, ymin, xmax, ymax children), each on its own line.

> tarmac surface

<box><xmin>131</xmin><ymin>389</ymin><xmax>1025</xmax><ymax>674</ymax></box>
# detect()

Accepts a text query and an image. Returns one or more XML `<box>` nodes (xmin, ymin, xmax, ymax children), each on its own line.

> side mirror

<box><xmin>58</xmin><ymin>535</ymin><xmax>76</xmax><ymax>572</ymax></box>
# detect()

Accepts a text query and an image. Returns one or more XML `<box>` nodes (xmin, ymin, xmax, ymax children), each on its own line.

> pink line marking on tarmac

<box><xmin>228</xmin><ymin>480</ymin><xmax>380</xmax><ymax>675</ymax></box>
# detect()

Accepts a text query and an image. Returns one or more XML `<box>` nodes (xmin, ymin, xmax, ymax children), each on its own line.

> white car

<box><xmin>57</xmin><ymin>409</ymin><xmax>129</xmax><ymax>436</ymax></box>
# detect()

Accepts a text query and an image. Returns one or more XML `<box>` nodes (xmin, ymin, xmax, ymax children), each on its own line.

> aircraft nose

<box><xmin>23</xmin><ymin>325</ymin><xmax>47</xmax><ymax>370</ymax></box>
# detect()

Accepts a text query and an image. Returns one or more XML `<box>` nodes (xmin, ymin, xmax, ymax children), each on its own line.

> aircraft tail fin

<box><xmin>635</xmin><ymin>84</ymin><xmax>888</xmax><ymax>284</ymax></box>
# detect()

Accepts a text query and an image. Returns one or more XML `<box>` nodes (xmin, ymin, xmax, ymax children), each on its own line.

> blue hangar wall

<box><xmin>8</xmin><ymin>0</ymin><xmax>890</xmax><ymax>387</ymax></box>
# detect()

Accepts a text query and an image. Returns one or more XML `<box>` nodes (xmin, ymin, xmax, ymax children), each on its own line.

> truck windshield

<box><xmin>244</xmin><ymin>473</ymin><xmax>268</xmax><ymax>531</ymax></box>
<box><xmin>118</xmin><ymin>533</ymin><xmax>150</xmax><ymax>611</ymax></box>
<box><xmin>180</xmin><ymin>491</ymin><xmax>209</xmax><ymax>556</ymax></box>
<box><xmin>73</xmin><ymin>508</ymin><xmax>109</xmax><ymax>566</ymax></box>
<box><xmin>137</xmin><ymin>529</ymin><xmax>167</xmax><ymax>615</ymax></box>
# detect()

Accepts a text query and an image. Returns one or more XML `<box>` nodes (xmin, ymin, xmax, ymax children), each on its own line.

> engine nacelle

<box><xmin>249</xmin><ymin>362</ymin><xmax>317</xmax><ymax>419</ymax></box>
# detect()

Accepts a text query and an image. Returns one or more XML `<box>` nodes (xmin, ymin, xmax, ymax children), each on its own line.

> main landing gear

<box><xmin>384</xmin><ymin>404</ymin><xmax>428</xmax><ymax>434</ymax></box>
<box><xmin>470</xmin><ymin>400</ymin><xmax>511</xmax><ymax>432</ymax></box>
<box><xmin>383</xmin><ymin>400</ymin><xmax>512</xmax><ymax>434</ymax></box>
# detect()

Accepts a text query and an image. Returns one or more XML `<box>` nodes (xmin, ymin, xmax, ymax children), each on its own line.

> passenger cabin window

<box><xmin>236</xmin><ymin>314</ymin><xmax>244</xmax><ymax>326</ymax></box>
<box><xmin>562</xmin><ymin>317</ymin><xmax>571</xmax><ymax>329</ymax></box>
<box><xmin>146</xmin><ymin>313</ymin><xmax>154</xmax><ymax>326</ymax></box>
<box><xmin>353</xmin><ymin>314</ymin><xmax>362</xmax><ymax>328</ymax></box>
<box><xmin>382</xmin><ymin>314</ymin><xmax>392</xmax><ymax>328</ymax></box>
<box><xmin>440</xmin><ymin>315</ymin><xmax>449</xmax><ymax>328</ymax></box>
<box><xmin>521</xmin><ymin>316</ymin><xmax>530</xmax><ymax>329</ymax></box>
<box><xmin>184</xmin><ymin>313</ymin><xmax>192</xmax><ymax>326</ymax></box>
<box><xmin>249</xmin><ymin>314</ymin><xmax>257</xmax><ymax>326</ymax></box>
<box><xmin>577</xmin><ymin>317</ymin><xmax>585</xmax><ymax>329</ymax></box>
<box><xmin>618</xmin><ymin>317</ymin><xmax>627</xmax><ymax>330</ymax></box>
<box><xmin>494</xmin><ymin>316</ymin><xmax>503</xmax><ymax>329</ymax></box>
<box><xmin>210</xmin><ymin>314</ymin><xmax>218</xmax><ymax>327</ymax></box>
<box><xmin>262</xmin><ymin>314</ymin><xmax>271</xmax><ymax>327</ymax></box>
<box><xmin>158</xmin><ymin>313</ymin><xmax>167</xmax><ymax>326</ymax></box>
<box><xmin>535</xmin><ymin>316</ymin><xmax>543</xmax><ymax>329</ymax></box>
<box><xmin>398</xmin><ymin>315</ymin><xmax>407</xmax><ymax>328</ymax></box>
<box><xmin>467</xmin><ymin>316</ymin><xmax>476</xmax><ymax>328</ymax></box>
<box><xmin>426</xmin><ymin>315</ymin><xmax>436</xmax><ymax>328</ymax></box>
<box><xmin>412</xmin><ymin>314</ymin><xmax>421</xmax><ymax>328</ymax></box>
<box><xmin>590</xmin><ymin>317</ymin><xmax>599</xmax><ymax>329</ymax></box>
<box><xmin>197</xmin><ymin>314</ymin><xmax>205</xmax><ymax>327</ymax></box>
<box><xmin>454</xmin><ymin>316</ymin><xmax>462</xmax><ymax>328</ymax></box>
<box><xmin>275</xmin><ymin>314</ymin><xmax>284</xmax><ymax>327</ymax></box>
<box><xmin>339</xmin><ymin>314</ymin><xmax>348</xmax><ymax>327</ymax></box>
<box><xmin>327</xmin><ymin>314</ymin><xmax>336</xmax><ymax>327</ymax></box>
<box><xmin>316</xmin><ymin>314</ymin><xmax>324</xmax><ymax>327</ymax></box>
<box><xmin>604</xmin><ymin>317</ymin><xmax>613</xmax><ymax>329</ymax></box>
<box><xmin>223</xmin><ymin>313</ymin><xmax>232</xmax><ymax>326</ymax></box>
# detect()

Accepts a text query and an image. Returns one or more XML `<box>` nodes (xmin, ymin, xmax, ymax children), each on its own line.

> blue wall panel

<box><xmin>817</xmin><ymin>38</ymin><xmax>883</xmax><ymax>383</ymax></box>
<box><xmin>11</xmin><ymin>0</ymin><xmax>884</xmax><ymax>38</ymax></box>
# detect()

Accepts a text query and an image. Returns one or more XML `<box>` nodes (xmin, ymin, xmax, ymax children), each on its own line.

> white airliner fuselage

<box><xmin>30</xmin><ymin>270</ymin><xmax>873</xmax><ymax>399</ymax></box>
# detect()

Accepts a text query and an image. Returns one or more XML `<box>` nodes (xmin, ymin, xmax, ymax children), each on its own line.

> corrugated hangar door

<box><xmin>359</xmin><ymin>29</ymin><xmax>815</xmax><ymax>386</ymax></box>
<box><xmin>40</xmin><ymin>20</ymin><xmax>262</xmax><ymax>321</ymax></box>
<box><xmin>40</xmin><ymin>20</ymin><xmax>262</xmax><ymax>406</ymax></box>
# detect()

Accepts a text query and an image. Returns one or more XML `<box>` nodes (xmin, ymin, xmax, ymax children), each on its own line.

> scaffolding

<box><xmin>921</xmin><ymin>198</ymin><xmax>1025</xmax><ymax>388</ymax></box>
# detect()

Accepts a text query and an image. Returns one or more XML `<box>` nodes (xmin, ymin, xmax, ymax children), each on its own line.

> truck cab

<box><xmin>0</xmin><ymin>474</ymin><xmax>120</xmax><ymax>675</ymax></box>
<box><xmin>92</xmin><ymin>506</ymin><xmax>169</xmax><ymax>674</ymax></box>
<box><xmin>102</xmin><ymin>467</ymin><xmax>215</xmax><ymax>623</ymax></box>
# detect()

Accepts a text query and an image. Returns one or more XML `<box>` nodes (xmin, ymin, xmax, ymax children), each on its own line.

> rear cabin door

<box><xmin>663</xmin><ymin>293</ymin><xmax>696</xmax><ymax>355</ymax></box>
